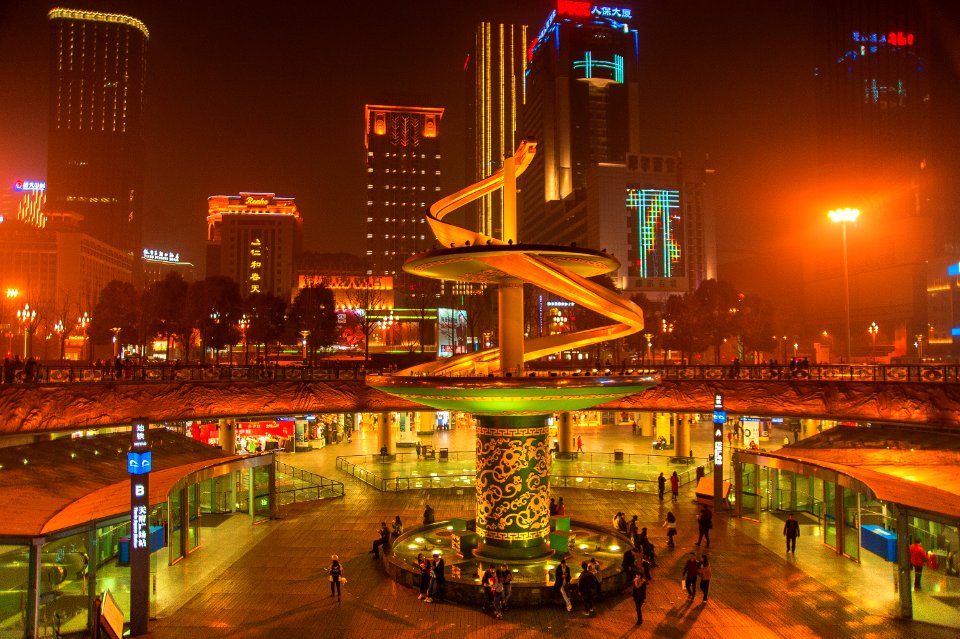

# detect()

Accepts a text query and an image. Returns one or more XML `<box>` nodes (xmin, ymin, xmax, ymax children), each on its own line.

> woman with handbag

<box><xmin>663</xmin><ymin>511</ymin><xmax>677</xmax><ymax>548</ymax></box>
<box><xmin>327</xmin><ymin>555</ymin><xmax>344</xmax><ymax>603</ymax></box>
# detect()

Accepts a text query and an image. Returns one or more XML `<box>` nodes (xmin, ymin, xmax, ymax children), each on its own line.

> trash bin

<box><xmin>614</xmin><ymin>449</ymin><xmax>624</xmax><ymax>462</ymax></box>
<box><xmin>439</xmin><ymin>448</ymin><xmax>449</xmax><ymax>461</ymax></box>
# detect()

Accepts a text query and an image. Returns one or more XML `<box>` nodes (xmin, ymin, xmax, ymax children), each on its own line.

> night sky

<box><xmin>1</xmin><ymin>1</ymin><xmax>954</xmax><ymax>285</ymax></box>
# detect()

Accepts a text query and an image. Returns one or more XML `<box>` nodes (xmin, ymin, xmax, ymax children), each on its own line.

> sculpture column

<box><xmin>675</xmin><ymin>414</ymin><xmax>691</xmax><ymax>459</ymax></box>
<box><xmin>639</xmin><ymin>411</ymin><xmax>653</xmax><ymax>437</ymax></box>
<box><xmin>475</xmin><ymin>415</ymin><xmax>551</xmax><ymax>560</ymax></box>
<box><xmin>378</xmin><ymin>412</ymin><xmax>393</xmax><ymax>452</ymax></box>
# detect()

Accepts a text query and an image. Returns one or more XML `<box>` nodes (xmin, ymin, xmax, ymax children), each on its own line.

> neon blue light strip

<box><xmin>572</xmin><ymin>51</ymin><xmax>624</xmax><ymax>83</ymax></box>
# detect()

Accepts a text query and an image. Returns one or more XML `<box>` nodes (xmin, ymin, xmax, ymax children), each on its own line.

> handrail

<box><xmin>3</xmin><ymin>362</ymin><xmax>958</xmax><ymax>387</ymax></box>
<box><xmin>273</xmin><ymin>458</ymin><xmax>344</xmax><ymax>503</ymax></box>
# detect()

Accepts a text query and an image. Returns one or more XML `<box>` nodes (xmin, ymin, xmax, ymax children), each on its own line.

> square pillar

<box><xmin>892</xmin><ymin>504</ymin><xmax>913</xmax><ymax>619</ymax></box>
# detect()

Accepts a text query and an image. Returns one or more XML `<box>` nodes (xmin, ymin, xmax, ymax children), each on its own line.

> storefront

<box><xmin>733</xmin><ymin>424</ymin><xmax>960</xmax><ymax>628</ymax></box>
<box><xmin>0</xmin><ymin>429</ymin><xmax>276</xmax><ymax>638</ymax></box>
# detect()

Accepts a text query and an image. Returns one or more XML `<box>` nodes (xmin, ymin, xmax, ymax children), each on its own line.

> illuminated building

<box><xmin>364</xmin><ymin>105</ymin><xmax>444</xmax><ymax>306</ymax></box>
<box><xmin>805</xmin><ymin>0</ymin><xmax>939</xmax><ymax>358</ymax></box>
<box><xmin>0</xmin><ymin>212</ymin><xmax>133</xmax><ymax>315</ymax></box>
<box><xmin>466</xmin><ymin>22</ymin><xmax>528</xmax><ymax>239</ymax></box>
<box><xmin>520</xmin><ymin>2</ymin><xmax>641</xmax><ymax>239</ymax></box>
<box><xmin>142</xmin><ymin>249</ymin><xmax>195</xmax><ymax>286</ymax></box>
<box><xmin>206</xmin><ymin>193</ymin><xmax>303</xmax><ymax>300</ymax></box>
<box><xmin>45</xmin><ymin>8</ymin><xmax>148</xmax><ymax>259</ymax></box>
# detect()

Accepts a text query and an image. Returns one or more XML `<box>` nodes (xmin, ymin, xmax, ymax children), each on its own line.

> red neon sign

<box><xmin>558</xmin><ymin>0</ymin><xmax>591</xmax><ymax>17</ymax></box>
<box><xmin>888</xmin><ymin>31</ymin><xmax>914</xmax><ymax>46</ymax></box>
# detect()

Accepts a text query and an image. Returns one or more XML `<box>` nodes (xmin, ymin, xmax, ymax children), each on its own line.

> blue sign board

<box><xmin>712</xmin><ymin>410</ymin><xmax>727</xmax><ymax>425</ymax></box>
<box><xmin>127</xmin><ymin>451</ymin><xmax>152</xmax><ymax>475</ymax></box>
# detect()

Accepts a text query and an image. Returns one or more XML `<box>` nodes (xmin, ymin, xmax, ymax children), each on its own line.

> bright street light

<box><xmin>868</xmin><ymin>322</ymin><xmax>878</xmax><ymax>364</ymax></box>
<box><xmin>829</xmin><ymin>208</ymin><xmax>860</xmax><ymax>364</ymax></box>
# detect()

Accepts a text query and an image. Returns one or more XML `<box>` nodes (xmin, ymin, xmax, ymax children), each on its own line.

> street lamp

<box><xmin>53</xmin><ymin>320</ymin><xmax>65</xmax><ymax>361</ymax></box>
<box><xmin>110</xmin><ymin>327</ymin><xmax>122</xmax><ymax>359</ymax></box>
<box><xmin>16</xmin><ymin>304</ymin><xmax>37</xmax><ymax>359</ymax></box>
<box><xmin>661</xmin><ymin>319</ymin><xmax>673</xmax><ymax>365</ymax></box>
<box><xmin>643</xmin><ymin>332</ymin><xmax>653</xmax><ymax>366</ymax></box>
<box><xmin>915</xmin><ymin>334</ymin><xmax>924</xmax><ymax>362</ymax></box>
<box><xmin>77</xmin><ymin>312</ymin><xmax>90</xmax><ymax>361</ymax></box>
<box><xmin>828</xmin><ymin>207</ymin><xmax>860</xmax><ymax>363</ymax></box>
<box><xmin>238</xmin><ymin>315</ymin><xmax>250</xmax><ymax>366</ymax></box>
<box><xmin>299</xmin><ymin>329</ymin><xmax>310</xmax><ymax>363</ymax></box>
<box><xmin>868</xmin><ymin>322</ymin><xmax>878</xmax><ymax>364</ymax></box>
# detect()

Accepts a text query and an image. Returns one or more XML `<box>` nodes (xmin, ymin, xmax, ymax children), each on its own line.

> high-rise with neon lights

<box><xmin>46</xmin><ymin>8</ymin><xmax>147</xmax><ymax>259</ymax></box>
<box><xmin>520</xmin><ymin>2</ymin><xmax>641</xmax><ymax>241</ymax></box>
<box><xmin>364</xmin><ymin>104</ymin><xmax>444</xmax><ymax>306</ymax></box>
<box><xmin>466</xmin><ymin>22</ymin><xmax>528</xmax><ymax>240</ymax></box>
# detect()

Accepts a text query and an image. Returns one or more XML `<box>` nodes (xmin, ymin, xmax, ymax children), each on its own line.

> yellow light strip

<box><xmin>48</xmin><ymin>8</ymin><xmax>149</xmax><ymax>39</ymax></box>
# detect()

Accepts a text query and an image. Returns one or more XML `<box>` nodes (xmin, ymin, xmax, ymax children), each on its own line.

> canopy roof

<box><xmin>0</xmin><ymin>430</ymin><xmax>240</xmax><ymax>537</ymax></box>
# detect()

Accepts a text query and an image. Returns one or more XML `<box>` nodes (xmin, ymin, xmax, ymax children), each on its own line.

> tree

<box><xmin>344</xmin><ymin>283</ymin><xmax>387</xmax><ymax>363</ymax></box>
<box><xmin>737</xmin><ymin>293</ymin><xmax>777</xmax><ymax>363</ymax></box>
<box><xmin>244</xmin><ymin>292</ymin><xmax>287</xmax><ymax>364</ymax></box>
<box><xmin>88</xmin><ymin>280</ymin><xmax>141</xmax><ymax>352</ymax></box>
<box><xmin>687</xmin><ymin>279</ymin><xmax>741</xmax><ymax>364</ymax></box>
<box><xmin>186</xmin><ymin>276</ymin><xmax>243</xmax><ymax>364</ymax></box>
<box><xmin>289</xmin><ymin>285</ymin><xmax>337</xmax><ymax>365</ymax></box>
<box><xmin>144</xmin><ymin>273</ymin><xmax>189</xmax><ymax>362</ymax></box>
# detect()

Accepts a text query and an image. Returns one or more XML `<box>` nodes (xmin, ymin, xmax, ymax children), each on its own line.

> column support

<box><xmin>893</xmin><ymin>504</ymin><xmax>913</xmax><ymax>619</ymax></box>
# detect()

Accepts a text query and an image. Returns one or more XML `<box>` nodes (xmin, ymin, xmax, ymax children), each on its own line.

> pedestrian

<box><xmin>682</xmin><ymin>552</ymin><xmax>700</xmax><ymax>600</ymax></box>
<box><xmin>431</xmin><ymin>551</ymin><xmax>445</xmax><ymax>601</ymax></box>
<box><xmin>553</xmin><ymin>558</ymin><xmax>572</xmax><ymax>611</ymax></box>
<box><xmin>657</xmin><ymin>472</ymin><xmax>666</xmax><ymax>502</ymax></box>
<box><xmin>423</xmin><ymin>504</ymin><xmax>435</xmax><ymax>526</ymax></box>
<box><xmin>632</xmin><ymin>573</ymin><xmax>648</xmax><ymax>625</ymax></box>
<box><xmin>327</xmin><ymin>554</ymin><xmax>344</xmax><ymax>603</ymax></box>
<box><xmin>415</xmin><ymin>440</ymin><xmax>422</xmax><ymax>457</ymax></box>
<box><xmin>576</xmin><ymin>435</ymin><xmax>584</xmax><ymax>453</ymax></box>
<box><xmin>621</xmin><ymin>546</ymin><xmax>637</xmax><ymax>575</ymax></box>
<box><xmin>670</xmin><ymin>471</ymin><xmax>679</xmax><ymax>502</ymax></box>
<box><xmin>628</xmin><ymin>515</ymin><xmax>640</xmax><ymax>546</ymax></box>
<box><xmin>418</xmin><ymin>554</ymin><xmax>432</xmax><ymax>601</ymax></box>
<box><xmin>370</xmin><ymin>521</ymin><xmax>390</xmax><ymax>558</ymax></box>
<box><xmin>727</xmin><ymin>430</ymin><xmax>733</xmax><ymax>447</ymax></box>
<box><xmin>391</xmin><ymin>515</ymin><xmax>403</xmax><ymax>541</ymax></box>
<box><xmin>578</xmin><ymin>561</ymin><xmax>597</xmax><ymax>615</ymax></box>
<box><xmin>557</xmin><ymin>497</ymin><xmax>565</xmax><ymax>516</ymax></box>
<box><xmin>491</xmin><ymin>573</ymin><xmax>505</xmax><ymax>619</ymax></box>
<box><xmin>638</xmin><ymin>528</ymin><xmax>656</xmax><ymax>566</ymax></box>
<box><xmin>613</xmin><ymin>511</ymin><xmax>626</xmax><ymax>532</ymax></box>
<box><xmin>549</xmin><ymin>498</ymin><xmax>558</xmax><ymax>516</ymax></box>
<box><xmin>663</xmin><ymin>511</ymin><xmax>677</xmax><ymax>548</ymax></box>
<box><xmin>481</xmin><ymin>565</ymin><xmax>497</xmax><ymax>611</ymax></box>
<box><xmin>698</xmin><ymin>554</ymin><xmax>711</xmax><ymax>603</ymax></box>
<box><xmin>783</xmin><ymin>514</ymin><xmax>800</xmax><ymax>553</ymax></box>
<box><xmin>496</xmin><ymin>562</ymin><xmax>513</xmax><ymax>610</ymax></box>
<box><xmin>909</xmin><ymin>538</ymin><xmax>928</xmax><ymax>591</ymax></box>
<box><xmin>696</xmin><ymin>505</ymin><xmax>712</xmax><ymax>547</ymax></box>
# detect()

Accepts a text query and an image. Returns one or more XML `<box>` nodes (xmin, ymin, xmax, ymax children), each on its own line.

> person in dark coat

<box><xmin>578</xmin><ymin>561</ymin><xmax>598</xmax><ymax>615</ymax></box>
<box><xmin>632</xmin><ymin>574</ymin><xmax>649</xmax><ymax>625</ymax></box>
<box><xmin>431</xmin><ymin>552</ymin><xmax>445</xmax><ymax>601</ymax></box>
<box><xmin>670</xmin><ymin>471</ymin><xmax>680</xmax><ymax>502</ymax></box>
<box><xmin>657</xmin><ymin>472</ymin><xmax>666</xmax><ymax>502</ymax></box>
<box><xmin>553</xmin><ymin>558</ymin><xmax>572</xmax><ymax>611</ymax></box>
<box><xmin>682</xmin><ymin>552</ymin><xmax>701</xmax><ymax>600</ymax></box>
<box><xmin>696</xmin><ymin>506</ymin><xmax>713</xmax><ymax>547</ymax></box>
<box><xmin>423</xmin><ymin>504</ymin><xmax>435</xmax><ymax>526</ymax></box>
<box><xmin>783</xmin><ymin>514</ymin><xmax>801</xmax><ymax>553</ymax></box>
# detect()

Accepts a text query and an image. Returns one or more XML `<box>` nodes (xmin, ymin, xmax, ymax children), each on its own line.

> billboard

<box><xmin>626</xmin><ymin>188</ymin><xmax>684</xmax><ymax>278</ymax></box>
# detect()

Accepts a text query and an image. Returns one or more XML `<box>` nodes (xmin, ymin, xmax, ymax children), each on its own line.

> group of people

<box><xmin>681</xmin><ymin>552</ymin><xmax>712</xmax><ymax>603</ymax></box>
<box><xmin>369</xmin><ymin>515</ymin><xmax>404</xmax><ymax>559</ymax></box>
<box><xmin>548</xmin><ymin>497</ymin><xmax>566</xmax><ymax>516</ymax></box>
<box><xmin>657</xmin><ymin>471</ymin><xmax>681</xmax><ymax>503</ymax></box>
<box><xmin>1</xmin><ymin>355</ymin><xmax>38</xmax><ymax>383</ymax></box>
<box><xmin>550</xmin><ymin>556</ymin><xmax>603</xmax><ymax>616</ymax></box>
<box><xmin>416</xmin><ymin>552</ymin><xmax>445</xmax><ymax>603</ymax></box>
<box><xmin>481</xmin><ymin>563</ymin><xmax>514</xmax><ymax>618</ymax></box>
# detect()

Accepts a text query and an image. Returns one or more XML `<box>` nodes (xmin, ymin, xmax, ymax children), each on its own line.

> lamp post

<box><xmin>915</xmin><ymin>334</ymin><xmax>924</xmax><ymax>362</ymax></box>
<box><xmin>16</xmin><ymin>304</ymin><xmax>37</xmax><ymax>359</ymax></box>
<box><xmin>77</xmin><ymin>312</ymin><xmax>90</xmax><ymax>361</ymax></box>
<box><xmin>868</xmin><ymin>322</ymin><xmax>878</xmax><ymax>364</ymax></box>
<box><xmin>643</xmin><ymin>332</ymin><xmax>653</xmax><ymax>367</ymax></box>
<box><xmin>828</xmin><ymin>207</ymin><xmax>860</xmax><ymax>363</ymax></box>
<box><xmin>110</xmin><ymin>327</ymin><xmax>122</xmax><ymax>359</ymax></box>
<box><xmin>238</xmin><ymin>315</ymin><xmax>250</xmax><ymax>366</ymax></box>
<box><xmin>661</xmin><ymin>319</ymin><xmax>673</xmax><ymax>365</ymax></box>
<box><xmin>53</xmin><ymin>320</ymin><xmax>65</xmax><ymax>362</ymax></box>
<box><xmin>299</xmin><ymin>330</ymin><xmax>310</xmax><ymax>363</ymax></box>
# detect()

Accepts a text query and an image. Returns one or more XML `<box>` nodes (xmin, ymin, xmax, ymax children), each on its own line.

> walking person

<box><xmin>632</xmin><ymin>573</ymin><xmax>649</xmax><ymax>625</ymax></box>
<box><xmin>698</xmin><ymin>554</ymin><xmax>712</xmax><ymax>603</ymax></box>
<box><xmin>657</xmin><ymin>472</ymin><xmax>666</xmax><ymax>502</ymax></box>
<box><xmin>783</xmin><ymin>514</ymin><xmax>800</xmax><ymax>553</ymax></box>
<box><xmin>910</xmin><ymin>538</ymin><xmax>928</xmax><ymax>591</ymax></box>
<box><xmin>418</xmin><ymin>554</ymin><xmax>432</xmax><ymax>601</ymax></box>
<box><xmin>696</xmin><ymin>506</ymin><xmax>712</xmax><ymax>547</ymax></box>
<box><xmin>496</xmin><ymin>563</ymin><xmax>513</xmax><ymax>610</ymax></box>
<box><xmin>682</xmin><ymin>552</ymin><xmax>701</xmax><ymax>600</ymax></box>
<box><xmin>431</xmin><ymin>552</ymin><xmax>445</xmax><ymax>602</ymax></box>
<box><xmin>578</xmin><ymin>561</ymin><xmax>598</xmax><ymax>615</ymax></box>
<box><xmin>553</xmin><ymin>558</ymin><xmax>572</xmax><ymax>611</ymax></box>
<box><xmin>491</xmin><ymin>573</ymin><xmax>505</xmax><ymax>619</ymax></box>
<box><xmin>670</xmin><ymin>471</ymin><xmax>680</xmax><ymax>502</ymax></box>
<box><xmin>576</xmin><ymin>435</ymin><xmax>584</xmax><ymax>454</ymax></box>
<box><xmin>663</xmin><ymin>511</ymin><xmax>677</xmax><ymax>548</ymax></box>
<box><xmin>327</xmin><ymin>555</ymin><xmax>344</xmax><ymax>603</ymax></box>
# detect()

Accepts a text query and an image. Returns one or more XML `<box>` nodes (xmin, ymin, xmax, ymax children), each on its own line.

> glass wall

<box><xmin>843</xmin><ymin>488</ymin><xmax>860</xmax><ymax>561</ymax></box>
<box><xmin>777</xmin><ymin>469</ymin><xmax>796</xmax><ymax>511</ymax></box>
<box><xmin>200</xmin><ymin>475</ymin><xmax>234</xmax><ymax>514</ymax></box>
<box><xmin>740</xmin><ymin>463</ymin><xmax>759</xmax><ymax>517</ymax></box>
<box><xmin>823</xmin><ymin>481</ymin><xmax>837</xmax><ymax>549</ymax></box>
<box><xmin>169</xmin><ymin>489</ymin><xmax>184</xmax><ymax>564</ymax></box>
<box><xmin>39</xmin><ymin>532</ymin><xmax>89</xmax><ymax>637</ymax></box>
<box><xmin>187</xmin><ymin>484</ymin><xmax>201</xmax><ymax>553</ymax></box>
<box><xmin>253</xmin><ymin>466</ymin><xmax>272</xmax><ymax>523</ymax></box>
<box><xmin>0</xmin><ymin>545</ymin><xmax>29</xmax><ymax>639</ymax></box>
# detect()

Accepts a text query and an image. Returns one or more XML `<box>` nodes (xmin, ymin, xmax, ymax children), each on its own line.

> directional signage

<box><xmin>713</xmin><ymin>395</ymin><xmax>724</xmax><ymax>510</ymax></box>
<box><xmin>129</xmin><ymin>419</ymin><xmax>150</xmax><ymax>635</ymax></box>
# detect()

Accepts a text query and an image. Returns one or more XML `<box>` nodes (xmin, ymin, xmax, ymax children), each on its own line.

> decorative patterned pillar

<box><xmin>475</xmin><ymin>415</ymin><xmax>552</xmax><ymax>560</ymax></box>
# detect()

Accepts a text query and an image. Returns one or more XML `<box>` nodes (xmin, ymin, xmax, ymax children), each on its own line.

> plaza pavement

<box><xmin>144</xmin><ymin>423</ymin><xmax>951</xmax><ymax>639</ymax></box>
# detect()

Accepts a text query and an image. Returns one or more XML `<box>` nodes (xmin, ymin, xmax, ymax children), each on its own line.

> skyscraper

<box><xmin>466</xmin><ymin>22</ymin><xmax>528</xmax><ymax>240</ymax></box>
<box><xmin>46</xmin><ymin>8</ymin><xmax>148</xmax><ymax>259</ymax></box>
<box><xmin>520</xmin><ymin>3</ymin><xmax>641</xmax><ymax>240</ymax></box>
<box><xmin>364</xmin><ymin>104</ymin><xmax>443</xmax><ymax>306</ymax></box>
<box><xmin>206</xmin><ymin>193</ymin><xmax>303</xmax><ymax>300</ymax></box>
<box><xmin>805</xmin><ymin>0</ymin><xmax>936</xmax><ymax>357</ymax></box>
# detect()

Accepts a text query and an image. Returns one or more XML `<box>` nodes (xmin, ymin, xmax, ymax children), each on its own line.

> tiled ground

<box><xmin>144</xmin><ymin>423</ymin><xmax>954</xmax><ymax>638</ymax></box>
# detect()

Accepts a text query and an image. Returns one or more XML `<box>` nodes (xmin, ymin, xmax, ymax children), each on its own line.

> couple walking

<box><xmin>681</xmin><ymin>552</ymin><xmax>712</xmax><ymax>603</ymax></box>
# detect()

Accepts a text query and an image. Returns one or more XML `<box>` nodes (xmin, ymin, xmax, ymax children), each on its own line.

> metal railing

<box><xmin>273</xmin><ymin>459</ymin><xmax>344</xmax><ymax>504</ymax></box>
<box><xmin>3</xmin><ymin>362</ymin><xmax>960</xmax><ymax>386</ymax></box>
<box><xmin>335</xmin><ymin>451</ymin><xmax>712</xmax><ymax>493</ymax></box>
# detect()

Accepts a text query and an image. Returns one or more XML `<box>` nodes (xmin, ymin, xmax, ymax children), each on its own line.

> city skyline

<box><xmin>1</xmin><ymin>1</ymin><xmax>959</xmax><ymax>292</ymax></box>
